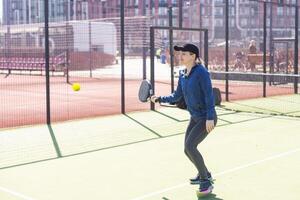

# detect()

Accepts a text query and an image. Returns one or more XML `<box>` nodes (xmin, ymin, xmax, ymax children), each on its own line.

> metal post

<box><xmin>44</xmin><ymin>0</ymin><xmax>51</xmax><ymax>124</ymax></box>
<box><xmin>6</xmin><ymin>0</ymin><xmax>11</xmax><ymax>73</ymax></box>
<box><xmin>263</xmin><ymin>1</ymin><xmax>267</xmax><ymax>97</ymax></box>
<box><xmin>89</xmin><ymin>21</ymin><xmax>92</xmax><ymax>78</ymax></box>
<box><xmin>199</xmin><ymin>3</ymin><xmax>202</xmax><ymax>58</ymax></box>
<box><xmin>142</xmin><ymin>0</ymin><xmax>147</xmax><ymax>79</ymax></box>
<box><xmin>121</xmin><ymin>0</ymin><xmax>125</xmax><ymax>113</ymax></box>
<box><xmin>168</xmin><ymin>7</ymin><xmax>174</xmax><ymax>92</ymax></box>
<box><xmin>65</xmin><ymin>1</ymin><xmax>70</xmax><ymax>83</ymax></box>
<box><xmin>150</xmin><ymin>27</ymin><xmax>155</xmax><ymax>110</ymax></box>
<box><xmin>294</xmin><ymin>2</ymin><xmax>298</xmax><ymax>94</ymax></box>
<box><xmin>225</xmin><ymin>0</ymin><xmax>229</xmax><ymax>101</ymax></box>
<box><xmin>179</xmin><ymin>0</ymin><xmax>183</xmax><ymax>28</ymax></box>
<box><xmin>44</xmin><ymin>1</ymin><xmax>62</xmax><ymax>158</ymax></box>
<box><xmin>204</xmin><ymin>30</ymin><xmax>208</xmax><ymax>69</ymax></box>
<box><xmin>286</xmin><ymin>42</ymin><xmax>289</xmax><ymax>74</ymax></box>
<box><xmin>269</xmin><ymin>2</ymin><xmax>274</xmax><ymax>85</ymax></box>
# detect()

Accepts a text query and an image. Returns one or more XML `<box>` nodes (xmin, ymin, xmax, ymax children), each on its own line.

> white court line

<box><xmin>0</xmin><ymin>148</ymin><xmax>299</xmax><ymax>200</ymax></box>
<box><xmin>130</xmin><ymin>148</ymin><xmax>300</xmax><ymax>200</ymax></box>
<box><xmin>0</xmin><ymin>186</ymin><xmax>37</xmax><ymax>200</ymax></box>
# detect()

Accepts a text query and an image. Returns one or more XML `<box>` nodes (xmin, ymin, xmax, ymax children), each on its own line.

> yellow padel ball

<box><xmin>72</xmin><ymin>83</ymin><xmax>81</xmax><ymax>91</ymax></box>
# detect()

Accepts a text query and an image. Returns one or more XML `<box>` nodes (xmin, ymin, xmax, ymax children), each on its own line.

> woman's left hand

<box><xmin>206</xmin><ymin>120</ymin><xmax>215</xmax><ymax>133</ymax></box>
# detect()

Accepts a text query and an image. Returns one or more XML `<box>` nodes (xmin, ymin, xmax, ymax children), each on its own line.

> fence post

<box><xmin>150</xmin><ymin>27</ymin><xmax>155</xmax><ymax>111</ymax></box>
<box><xmin>121</xmin><ymin>0</ymin><xmax>125</xmax><ymax>114</ymax></box>
<box><xmin>294</xmin><ymin>2</ymin><xmax>299</xmax><ymax>94</ymax></box>
<box><xmin>44</xmin><ymin>0</ymin><xmax>51</xmax><ymax>124</ymax></box>
<box><xmin>168</xmin><ymin>7</ymin><xmax>175</xmax><ymax>93</ymax></box>
<box><xmin>263</xmin><ymin>1</ymin><xmax>267</xmax><ymax>97</ymax></box>
<box><xmin>225</xmin><ymin>0</ymin><xmax>229</xmax><ymax>101</ymax></box>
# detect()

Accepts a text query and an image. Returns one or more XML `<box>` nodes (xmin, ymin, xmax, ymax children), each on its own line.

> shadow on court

<box><xmin>0</xmin><ymin>107</ymin><xmax>282</xmax><ymax>170</ymax></box>
<box><xmin>0</xmin><ymin>106</ymin><xmax>300</xmax><ymax>199</ymax></box>
<box><xmin>199</xmin><ymin>193</ymin><xmax>224</xmax><ymax>200</ymax></box>
<box><xmin>162</xmin><ymin>193</ymin><xmax>224</xmax><ymax>200</ymax></box>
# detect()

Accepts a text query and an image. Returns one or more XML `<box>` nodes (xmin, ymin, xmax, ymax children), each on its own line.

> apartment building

<box><xmin>2</xmin><ymin>0</ymin><xmax>106</xmax><ymax>24</ymax></box>
<box><xmin>2</xmin><ymin>0</ymin><xmax>298</xmax><ymax>40</ymax></box>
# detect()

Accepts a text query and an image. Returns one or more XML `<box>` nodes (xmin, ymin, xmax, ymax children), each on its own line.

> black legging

<box><xmin>184</xmin><ymin>116</ymin><xmax>217</xmax><ymax>179</ymax></box>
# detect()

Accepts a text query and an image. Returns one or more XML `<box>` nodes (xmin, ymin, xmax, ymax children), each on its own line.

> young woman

<box><xmin>151</xmin><ymin>43</ymin><xmax>217</xmax><ymax>194</ymax></box>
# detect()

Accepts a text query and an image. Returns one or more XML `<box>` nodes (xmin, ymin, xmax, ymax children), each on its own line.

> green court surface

<box><xmin>0</xmin><ymin>95</ymin><xmax>300</xmax><ymax>200</ymax></box>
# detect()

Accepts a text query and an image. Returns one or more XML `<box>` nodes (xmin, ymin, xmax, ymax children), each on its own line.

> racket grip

<box><xmin>154</xmin><ymin>96</ymin><xmax>161</xmax><ymax>103</ymax></box>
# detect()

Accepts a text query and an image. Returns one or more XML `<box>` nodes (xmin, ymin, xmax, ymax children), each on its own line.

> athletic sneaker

<box><xmin>198</xmin><ymin>179</ymin><xmax>213</xmax><ymax>194</ymax></box>
<box><xmin>190</xmin><ymin>172</ymin><xmax>213</xmax><ymax>185</ymax></box>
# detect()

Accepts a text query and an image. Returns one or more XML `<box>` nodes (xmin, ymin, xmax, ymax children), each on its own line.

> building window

<box><xmin>278</xmin><ymin>18</ymin><xmax>285</xmax><ymax>27</ymax></box>
<box><xmin>51</xmin><ymin>3</ymin><xmax>55</xmax><ymax>18</ymax></box>
<box><xmin>82</xmin><ymin>2</ymin><xmax>88</xmax><ymax>20</ymax></box>
<box><xmin>202</xmin><ymin>18</ymin><xmax>209</xmax><ymax>27</ymax></box>
<box><xmin>229</xmin><ymin>7</ymin><xmax>235</xmax><ymax>16</ymax></box>
<box><xmin>158</xmin><ymin>19</ymin><xmax>167</xmax><ymax>26</ymax></box>
<box><xmin>289</xmin><ymin>0</ymin><xmax>296</xmax><ymax>4</ymax></box>
<box><xmin>277</xmin><ymin>7</ymin><xmax>284</xmax><ymax>16</ymax></box>
<box><xmin>241</xmin><ymin>18</ymin><xmax>247</xmax><ymax>27</ymax></box>
<box><xmin>158</xmin><ymin>7</ymin><xmax>167</xmax><ymax>15</ymax></box>
<box><xmin>215</xmin><ymin>19</ymin><xmax>223</xmax><ymax>27</ymax></box>
<box><xmin>251</xmin><ymin>19</ymin><xmax>256</xmax><ymax>26</ymax></box>
<box><xmin>230</xmin><ymin>19</ymin><xmax>235</xmax><ymax>27</ymax></box>
<box><xmin>159</xmin><ymin>0</ymin><xmax>167</xmax><ymax>5</ymax></box>
<box><xmin>287</xmin><ymin>7</ymin><xmax>295</xmax><ymax>16</ymax></box>
<box><xmin>215</xmin><ymin>7</ymin><xmax>223</xmax><ymax>16</ymax></box>
<box><xmin>200</xmin><ymin>7</ymin><xmax>205</xmax><ymax>15</ymax></box>
<box><xmin>250</xmin><ymin>7</ymin><xmax>258</xmax><ymax>15</ymax></box>
<box><xmin>290</xmin><ymin>19</ymin><xmax>295</xmax><ymax>26</ymax></box>
<box><xmin>240</xmin><ymin>7</ymin><xmax>249</xmax><ymax>15</ymax></box>
<box><xmin>14</xmin><ymin>10</ymin><xmax>20</xmax><ymax>24</ymax></box>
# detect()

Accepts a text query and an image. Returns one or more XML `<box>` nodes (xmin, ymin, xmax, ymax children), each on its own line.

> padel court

<box><xmin>0</xmin><ymin>94</ymin><xmax>299</xmax><ymax>200</ymax></box>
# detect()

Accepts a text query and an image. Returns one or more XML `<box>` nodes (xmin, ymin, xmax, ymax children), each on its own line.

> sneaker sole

<box><xmin>196</xmin><ymin>185</ymin><xmax>214</xmax><ymax>198</ymax></box>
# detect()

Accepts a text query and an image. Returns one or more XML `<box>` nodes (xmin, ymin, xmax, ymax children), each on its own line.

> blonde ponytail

<box><xmin>195</xmin><ymin>57</ymin><xmax>204</xmax><ymax>65</ymax></box>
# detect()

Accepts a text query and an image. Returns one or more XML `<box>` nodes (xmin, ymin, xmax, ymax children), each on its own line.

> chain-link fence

<box><xmin>0</xmin><ymin>0</ymin><xmax>299</xmax><ymax>129</ymax></box>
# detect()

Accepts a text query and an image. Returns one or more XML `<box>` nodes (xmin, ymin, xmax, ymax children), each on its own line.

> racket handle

<box><xmin>154</xmin><ymin>96</ymin><xmax>161</xmax><ymax>103</ymax></box>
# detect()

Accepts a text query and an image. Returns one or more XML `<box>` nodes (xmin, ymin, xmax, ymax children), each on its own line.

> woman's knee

<box><xmin>184</xmin><ymin>143</ymin><xmax>197</xmax><ymax>156</ymax></box>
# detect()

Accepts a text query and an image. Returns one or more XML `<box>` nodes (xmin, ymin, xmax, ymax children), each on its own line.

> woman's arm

<box><xmin>152</xmin><ymin>73</ymin><xmax>184</xmax><ymax>104</ymax></box>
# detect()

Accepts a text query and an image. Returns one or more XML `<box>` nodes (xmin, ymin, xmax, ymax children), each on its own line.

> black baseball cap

<box><xmin>174</xmin><ymin>43</ymin><xmax>199</xmax><ymax>58</ymax></box>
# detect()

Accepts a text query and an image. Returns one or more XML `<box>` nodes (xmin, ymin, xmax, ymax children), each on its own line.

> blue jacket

<box><xmin>160</xmin><ymin>64</ymin><xmax>216</xmax><ymax>120</ymax></box>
